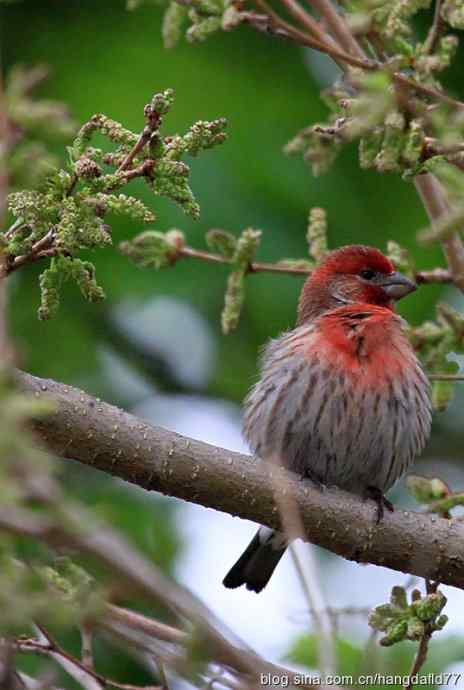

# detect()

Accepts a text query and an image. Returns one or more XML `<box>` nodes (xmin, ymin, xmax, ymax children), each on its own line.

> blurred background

<box><xmin>3</xmin><ymin>0</ymin><xmax>464</xmax><ymax>686</ymax></box>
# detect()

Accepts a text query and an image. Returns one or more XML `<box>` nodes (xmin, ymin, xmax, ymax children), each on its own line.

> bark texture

<box><xmin>16</xmin><ymin>369</ymin><xmax>464</xmax><ymax>590</ymax></box>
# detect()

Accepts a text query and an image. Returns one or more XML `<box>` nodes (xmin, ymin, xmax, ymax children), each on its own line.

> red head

<box><xmin>298</xmin><ymin>245</ymin><xmax>416</xmax><ymax>324</ymax></box>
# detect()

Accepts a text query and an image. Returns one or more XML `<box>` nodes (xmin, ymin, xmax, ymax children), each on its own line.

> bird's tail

<box><xmin>222</xmin><ymin>527</ymin><xmax>287</xmax><ymax>593</ymax></box>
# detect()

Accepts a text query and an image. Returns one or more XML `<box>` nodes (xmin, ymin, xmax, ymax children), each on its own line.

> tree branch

<box><xmin>306</xmin><ymin>0</ymin><xmax>365</xmax><ymax>59</ymax></box>
<box><xmin>245</xmin><ymin>1</ymin><xmax>464</xmax><ymax>294</ymax></box>
<box><xmin>3</xmin><ymin>488</ymin><xmax>320</xmax><ymax>688</ymax></box>
<box><xmin>423</xmin><ymin>0</ymin><xmax>444</xmax><ymax>55</ymax></box>
<box><xmin>16</xmin><ymin>370</ymin><xmax>464</xmax><ymax>591</ymax></box>
<box><xmin>100</xmin><ymin>603</ymin><xmax>316</xmax><ymax>689</ymax></box>
<box><xmin>243</xmin><ymin>7</ymin><xmax>375</xmax><ymax>70</ymax></box>
<box><xmin>16</xmin><ymin>630</ymin><xmax>155</xmax><ymax>690</ymax></box>
<box><xmin>280</xmin><ymin>0</ymin><xmax>333</xmax><ymax>45</ymax></box>
<box><xmin>404</xmin><ymin>625</ymin><xmax>432</xmax><ymax>690</ymax></box>
<box><xmin>0</xmin><ymin>70</ymin><xmax>11</xmax><ymax>359</ymax></box>
<box><xmin>415</xmin><ymin>173</ymin><xmax>464</xmax><ymax>292</ymax></box>
<box><xmin>179</xmin><ymin>245</ymin><xmax>453</xmax><ymax>284</ymax></box>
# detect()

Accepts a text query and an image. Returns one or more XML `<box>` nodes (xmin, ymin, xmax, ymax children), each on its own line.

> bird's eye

<box><xmin>360</xmin><ymin>269</ymin><xmax>377</xmax><ymax>280</ymax></box>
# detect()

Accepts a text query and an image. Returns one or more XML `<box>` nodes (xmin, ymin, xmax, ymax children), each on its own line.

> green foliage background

<box><xmin>3</xmin><ymin>0</ymin><xmax>464</xmax><ymax>685</ymax></box>
<box><xmin>3</xmin><ymin>0</ymin><xmax>446</xmax><ymax>394</ymax></box>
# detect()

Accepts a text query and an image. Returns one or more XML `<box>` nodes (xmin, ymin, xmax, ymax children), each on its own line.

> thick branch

<box><xmin>16</xmin><ymin>370</ymin><xmax>464</xmax><ymax>591</ymax></box>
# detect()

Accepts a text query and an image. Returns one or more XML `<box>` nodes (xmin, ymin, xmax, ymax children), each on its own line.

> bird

<box><xmin>222</xmin><ymin>244</ymin><xmax>432</xmax><ymax>593</ymax></box>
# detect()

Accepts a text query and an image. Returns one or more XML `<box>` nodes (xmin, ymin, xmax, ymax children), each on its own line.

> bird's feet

<box><xmin>300</xmin><ymin>469</ymin><xmax>326</xmax><ymax>492</ymax></box>
<box><xmin>365</xmin><ymin>486</ymin><xmax>394</xmax><ymax>524</ymax></box>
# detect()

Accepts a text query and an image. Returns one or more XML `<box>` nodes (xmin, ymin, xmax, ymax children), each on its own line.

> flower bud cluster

<box><xmin>369</xmin><ymin>586</ymin><xmax>448</xmax><ymax>646</ymax></box>
<box><xmin>5</xmin><ymin>89</ymin><xmax>227</xmax><ymax>319</ymax></box>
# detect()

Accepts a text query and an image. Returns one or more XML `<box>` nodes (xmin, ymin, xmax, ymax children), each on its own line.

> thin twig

<box><xmin>0</xmin><ymin>70</ymin><xmax>12</xmax><ymax>360</ymax></box>
<box><xmin>16</xmin><ymin>670</ymin><xmax>66</xmax><ymax>690</ymax></box>
<box><xmin>22</xmin><ymin>626</ymin><xmax>160</xmax><ymax>690</ymax></box>
<box><xmin>289</xmin><ymin>543</ymin><xmax>337</xmax><ymax>673</ymax></box>
<box><xmin>4</xmin><ymin>219</ymin><xmax>26</xmax><ymax>240</ymax></box>
<box><xmin>0</xmin><ymin>228</ymin><xmax>456</xmax><ymax>284</ymax></box>
<box><xmin>268</xmin><ymin>454</ymin><xmax>336</xmax><ymax>678</ymax></box>
<box><xmin>179</xmin><ymin>245</ymin><xmax>312</xmax><ymax>274</ymax></box>
<box><xmin>24</xmin><ymin>628</ymin><xmax>103</xmax><ymax>690</ymax></box>
<box><xmin>279</xmin><ymin>0</ymin><xmax>335</xmax><ymax>46</ymax></box>
<box><xmin>291</xmin><ymin>605</ymin><xmax>372</xmax><ymax>624</ymax></box>
<box><xmin>359</xmin><ymin>628</ymin><xmax>380</xmax><ymax>682</ymax></box>
<box><xmin>0</xmin><ymin>74</ymin><xmax>9</xmax><ymax>227</ymax></box>
<box><xmin>404</xmin><ymin>632</ymin><xmax>431</xmax><ymax>689</ymax></box>
<box><xmin>424</xmin><ymin>137</ymin><xmax>464</xmax><ymax>157</ymax></box>
<box><xmin>117</xmin><ymin>105</ymin><xmax>161</xmax><ymax>173</ymax></box>
<box><xmin>114</xmin><ymin>159</ymin><xmax>156</xmax><ymax>185</ymax></box>
<box><xmin>73</xmin><ymin>592</ymin><xmax>316</xmax><ymax>688</ymax></box>
<box><xmin>151</xmin><ymin>656</ymin><xmax>169</xmax><ymax>690</ymax></box>
<box><xmin>306</xmin><ymin>0</ymin><xmax>365</xmax><ymax>58</ymax></box>
<box><xmin>415</xmin><ymin>173</ymin><xmax>464</xmax><ymax>292</ymax></box>
<box><xmin>104</xmin><ymin>605</ymin><xmax>186</xmax><ymax>646</ymax></box>
<box><xmin>8</xmin><ymin>469</ymin><xmax>316</xmax><ymax>690</ymax></box>
<box><xmin>393</xmin><ymin>73</ymin><xmax>464</xmax><ymax>111</ymax></box>
<box><xmin>423</xmin><ymin>0</ymin><xmax>444</xmax><ymax>55</ymax></box>
<box><xmin>415</xmin><ymin>268</ymin><xmax>452</xmax><ymax>284</ymax></box>
<box><xmin>5</xmin><ymin>230</ymin><xmax>57</xmax><ymax>275</ymax></box>
<box><xmin>245</xmin><ymin>7</ymin><xmax>375</xmax><ymax>70</ymax></box>
<box><xmin>249</xmin><ymin>5</ymin><xmax>464</xmax><ymax>110</ymax></box>
<box><xmin>180</xmin><ymin>245</ymin><xmax>454</xmax><ymax>283</ymax></box>
<box><xmin>80</xmin><ymin>625</ymin><xmax>94</xmax><ymax>670</ymax></box>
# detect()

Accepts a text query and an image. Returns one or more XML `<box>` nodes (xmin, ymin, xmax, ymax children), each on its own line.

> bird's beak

<box><xmin>378</xmin><ymin>272</ymin><xmax>417</xmax><ymax>300</ymax></box>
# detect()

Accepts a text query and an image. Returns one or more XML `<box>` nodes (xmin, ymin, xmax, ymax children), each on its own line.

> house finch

<box><xmin>223</xmin><ymin>245</ymin><xmax>432</xmax><ymax>593</ymax></box>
